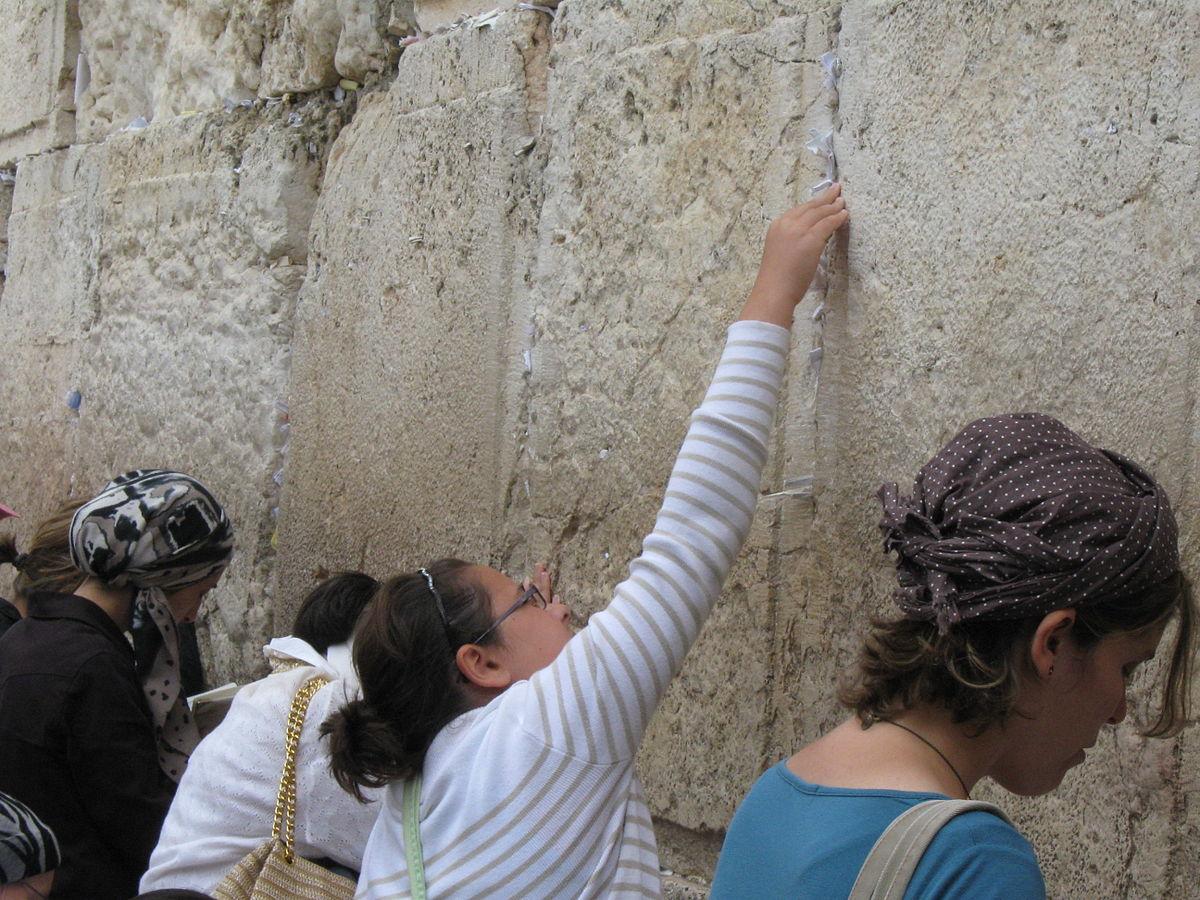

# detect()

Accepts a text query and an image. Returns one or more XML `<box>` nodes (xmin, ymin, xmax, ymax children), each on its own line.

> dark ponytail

<box><xmin>322</xmin><ymin>559</ymin><xmax>495</xmax><ymax>801</ymax></box>
<box><xmin>0</xmin><ymin>535</ymin><xmax>24</xmax><ymax>570</ymax></box>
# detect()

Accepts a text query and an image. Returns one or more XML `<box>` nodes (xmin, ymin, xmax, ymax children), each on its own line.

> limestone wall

<box><xmin>1</xmin><ymin>1</ymin><xmax>1197</xmax><ymax>895</ymax></box>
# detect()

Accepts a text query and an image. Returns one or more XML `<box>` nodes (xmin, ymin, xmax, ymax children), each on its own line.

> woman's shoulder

<box><xmin>208</xmin><ymin>666</ymin><xmax>350</xmax><ymax>736</ymax></box>
<box><xmin>911</xmin><ymin>808</ymin><xmax>1045</xmax><ymax>899</ymax></box>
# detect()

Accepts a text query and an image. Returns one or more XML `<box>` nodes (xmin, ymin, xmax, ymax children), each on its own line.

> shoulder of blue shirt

<box><xmin>909</xmin><ymin>808</ymin><xmax>1046</xmax><ymax>899</ymax></box>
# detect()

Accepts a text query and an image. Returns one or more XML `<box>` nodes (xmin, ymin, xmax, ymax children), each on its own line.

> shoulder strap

<box><xmin>848</xmin><ymin>799</ymin><xmax>1012</xmax><ymax>900</ymax></box>
<box><xmin>270</xmin><ymin>675</ymin><xmax>331</xmax><ymax>862</ymax></box>
<box><xmin>403</xmin><ymin>776</ymin><xmax>427</xmax><ymax>900</ymax></box>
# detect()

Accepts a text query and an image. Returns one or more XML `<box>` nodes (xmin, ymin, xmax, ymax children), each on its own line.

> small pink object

<box><xmin>0</xmin><ymin>502</ymin><xmax>18</xmax><ymax>519</ymax></box>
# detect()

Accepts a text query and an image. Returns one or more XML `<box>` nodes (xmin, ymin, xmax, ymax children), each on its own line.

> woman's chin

<box><xmin>998</xmin><ymin>768</ymin><xmax>1072</xmax><ymax>798</ymax></box>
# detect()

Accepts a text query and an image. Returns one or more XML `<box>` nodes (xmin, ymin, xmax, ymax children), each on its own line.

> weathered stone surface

<box><xmin>0</xmin><ymin>103</ymin><xmax>339</xmax><ymax>681</ymax></box>
<box><xmin>766</xmin><ymin>2</ymin><xmax>1200</xmax><ymax>896</ymax></box>
<box><xmin>272</xmin><ymin>10</ymin><xmax>549</xmax><ymax>625</ymax></box>
<box><xmin>74</xmin><ymin>1</ymin><xmax>405</xmax><ymax>141</ymax></box>
<box><xmin>0</xmin><ymin>344</ymin><xmax>81</xmax><ymax>596</ymax></box>
<box><xmin>0</xmin><ymin>174</ymin><xmax>13</xmax><ymax>291</ymax></box>
<box><xmin>0</xmin><ymin>0</ymin><xmax>78</xmax><ymax>167</ymax></box>
<box><xmin>259</xmin><ymin>0</ymin><xmax>410</xmax><ymax>96</ymax></box>
<box><xmin>528</xmin><ymin>7</ymin><xmax>835</xmax><ymax>838</ymax></box>
<box><xmin>413</xmin><ymin>0</ymin><xmax>500</xmax><ymax>32</ymax></box>
<box><xmin>3</xmin><ymin>146</ymin><xmax>103</xmax><ymax>346</ymax></box>
<box><xmin>553</xmin><ymin>0</ymin><xmax>825</xmax><ymax>50</ymax></box>
<box><xmin>3</xmin><ymin>0</ymin><xmax>1200</xmax><ymax>893</ymax></box>
<box><xmin>661</xmin><ymin>873</ymin><xmax>709</xmax><ymax>900</ymax></box>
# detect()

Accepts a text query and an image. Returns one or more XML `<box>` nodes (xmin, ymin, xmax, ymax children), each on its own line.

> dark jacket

<box><xmin>0</xmin><ymin>592</ymin><xmax>175</xmax><ymax>899</ymax></box>
<box><xmin>0</xmin><ymin>597</ymin><xmax>19</xmax><ymax>642</ymax></box>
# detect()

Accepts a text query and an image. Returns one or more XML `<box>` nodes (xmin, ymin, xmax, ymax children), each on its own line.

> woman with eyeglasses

<box><xmin>323</xmin><ymin>185</ymin><xmax>850</xmax><ymax>898</ymax></box>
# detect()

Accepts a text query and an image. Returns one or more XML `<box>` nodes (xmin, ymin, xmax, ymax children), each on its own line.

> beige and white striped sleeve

<box><xmin>521</xmin><ymin>319</ymin><xmax>789</xmax><ymax>762</ymax></box>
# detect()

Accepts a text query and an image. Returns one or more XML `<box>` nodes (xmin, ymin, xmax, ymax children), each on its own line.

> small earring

<box><xmin>1048</xmin><ymin>665</ymin><xmax>1055</xmax><ymax>677</ymax></box>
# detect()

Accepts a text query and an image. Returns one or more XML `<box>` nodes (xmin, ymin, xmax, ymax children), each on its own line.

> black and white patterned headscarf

<box><xmin>0</xmin><ymin>791</ymin><xmax>60</xmax><ymax>884</ymax></box>
<box><xmin>879</xmin><ymin>414</ymin><xmax>1179</xmax><ymax>633</ymax></box>
<box><xmin>69</xmin><ymin>469</ymin><xmax>234</xmax><ymax>781</ymax></box>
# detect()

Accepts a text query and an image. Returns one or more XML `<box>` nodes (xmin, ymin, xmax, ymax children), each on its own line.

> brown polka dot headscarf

<box><xmin>878</xmin><ymin>413</ymin><xmax>1179</xmax><ymax>633</ymax></box>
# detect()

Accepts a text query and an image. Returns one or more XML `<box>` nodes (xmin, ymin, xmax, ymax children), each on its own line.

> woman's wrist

<box><xmin>738</xmin><ymin>285</ymin><xmax>797</xmax><ymax>329</ymax></box>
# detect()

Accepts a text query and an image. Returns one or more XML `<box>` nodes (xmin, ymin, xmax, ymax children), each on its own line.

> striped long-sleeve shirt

<box><xmin>356</xmin><ymin>320</ymin><xmax>790</xmax><ymax>899</ymax></box>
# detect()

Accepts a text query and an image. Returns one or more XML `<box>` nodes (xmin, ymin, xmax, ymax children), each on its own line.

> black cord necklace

<box><xmin>882</xmin><ymin>720</ymin><xmax>971</xmax><ymax>799</ymax></box>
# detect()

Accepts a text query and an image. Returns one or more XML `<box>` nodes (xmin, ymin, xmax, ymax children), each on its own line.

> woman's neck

<box><xmin>789</xmin><ymin>709</ymin><xmax>1005</xmax><ymax>800</ymax></box>
<box><xmin>72</xmin><ymin>577</ymin><xmax>136</xmax><ymax>631</ymax></box>
<box><xmin>882</xmin><ymin>707</ymin><xmax>1004</xmax><ymax>798</ymax></box>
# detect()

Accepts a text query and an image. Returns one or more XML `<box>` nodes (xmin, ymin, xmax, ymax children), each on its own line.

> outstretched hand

<box><xmin>740</xmin><ymin>184</ymin><xmax>848</xmax><ymax>328</ymax></box>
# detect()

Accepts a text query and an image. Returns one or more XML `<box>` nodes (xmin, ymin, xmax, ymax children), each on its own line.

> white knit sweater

<box><xmin>140</xmin><ymin>641</ymin><xmax>382</xmax><ymax>892</ymax></box>
<box><xmin>357</xmin><ymin>320</ymin><xmax>789</xmax><ymax>899</ymax></box>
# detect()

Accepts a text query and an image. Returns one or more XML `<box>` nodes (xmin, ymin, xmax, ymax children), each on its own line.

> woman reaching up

<box><xmin>324</xmin><ymin>185</ymin><xmax>850</xmax><ymax>898</ymax></box>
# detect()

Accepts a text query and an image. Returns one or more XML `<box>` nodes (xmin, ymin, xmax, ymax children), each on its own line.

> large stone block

<box><xmin>3</xmin><ymin>146</ymin><xmax>103</xmax><ymax>346</ymax></box>
<box><xmin>527</xmin><ymin>7</ymin><xmax>837</xmax><ymax>836</ymax></box>
<box><xmin>272</xmin><ymin>9</ymin><xmax>550</xmax><ymax>623</ymax></box>
<box><xmin>765</xmin><ymin>1</ymin><xmax>1200</xmax><ymax>896</ymax></box>
<box><xmin>553</xmin><ymin>0</ymin><xmax>825</xmax><ymax>51</ymax></box>
<box><xmin>0</xmin><ymin>0</ymin><xmax>79</xmax><ymax>167</ymax></box>
<box><xmin>75</xmin><ymin>0</ymin><xmax>408</xmax><ymax>141</ymax></box>
<box><xmin>0</xmin><ymin>102</ymin><xmax>337</xmax><ymax>681</ymax></box>
<box><xmin>0</xmin><ymin>344</ymin><xmax>81</xmax><ymax>598</ymax></box>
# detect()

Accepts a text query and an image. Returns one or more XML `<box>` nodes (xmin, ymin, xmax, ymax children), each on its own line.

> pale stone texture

<box><xmin>74</xmin><ymin>0</ymin><xmax>410</xmax><ymax>141</ymax></box>
<box><xmin>530</xmin><ymin>4</ymin><xmax>837</xmax><ymax>858</ymax></box>
<box><xmin>271</xmin><ymin>10</ymin><xmax>550</xmax><ymax>624</ymax></box>
<box><xmin>413</xmin><ymin>0</ymin><xmax>502</xmax><ymax>31</ymax></box>
<box><xmin>3</xmin><ymin>0</ymin><xmax>1200</xmax><ymax>895</ymax></box>
<box><xmin>0</xmin><ymin>174</ymin><xmax>13</xmax><ymax>291</ymax></box>
<box><xmin>767</xmin><ymin>2</ymin><xmax>1200</xmax><ymax>897</ymax></box>
<box><xmin>0</xmin><ymin>0</ymin><xmax>79</xmax><ymax>167</ymax></box>
<box><xmin>0</xmin><ymin>101</ymin><xmax>342</xmax><ymax>681</ymax></box>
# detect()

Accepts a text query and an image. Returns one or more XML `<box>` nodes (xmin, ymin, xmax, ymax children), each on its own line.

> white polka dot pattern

<box><xmin>878</xmin><ymin>413</ymin><xmax>1179</xmax><ymax>632</ymax></box>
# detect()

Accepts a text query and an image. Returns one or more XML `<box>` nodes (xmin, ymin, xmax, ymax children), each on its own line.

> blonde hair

<box><xmin>0</xmin><ymin>500</ymin><xmax>86</xmax><ymax>601</ymax></box>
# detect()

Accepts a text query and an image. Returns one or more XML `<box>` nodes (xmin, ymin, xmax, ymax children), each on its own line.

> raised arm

<box><xmin>522</xmin><ymin>186</ymin><xmax>848</xmax><ymax>761</ymax></box>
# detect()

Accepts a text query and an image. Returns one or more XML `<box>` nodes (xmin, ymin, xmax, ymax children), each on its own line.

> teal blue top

<box><xmin>711</xmin><ymin>762</ymin><xmax>1045</xmax><ymax>899</ymax></box>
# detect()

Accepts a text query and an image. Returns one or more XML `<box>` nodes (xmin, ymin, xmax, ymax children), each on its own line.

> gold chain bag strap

<box><xmin>213</xmin><ymin>676</ymin><xmax>356</xmax><ymax>900</ymax></box>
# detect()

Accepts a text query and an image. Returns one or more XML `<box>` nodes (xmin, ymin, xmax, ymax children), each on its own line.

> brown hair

<box><xmin>0</xmin><ymin>500</ymin><xmax>86</xmax><ymax>601</ymax></box>
<box><xmin>841</xmin><ymin>572</ymin><xmax>1195</xmax><ymax>737</ymax></box>
<box><xmin>322</xmin><ymin>559</ymin><xmax>495</xmax><ymax>801</ymax></box>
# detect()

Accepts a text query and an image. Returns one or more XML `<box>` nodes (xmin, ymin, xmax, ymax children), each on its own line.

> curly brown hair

<box><xmin>841</xmin><ymin>572</ymin><xmax>1194</xmax><ymax>737</ymax></box>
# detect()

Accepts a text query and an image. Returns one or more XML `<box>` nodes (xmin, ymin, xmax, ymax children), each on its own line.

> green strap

<box><xmin>403</xmin><ymin>776</ymin><xmax>427</xmax><ymax>900</ymax></box>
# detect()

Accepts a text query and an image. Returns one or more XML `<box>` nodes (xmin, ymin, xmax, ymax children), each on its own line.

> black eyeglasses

<box><xmin>471</xmin><ymin>583</ymin><xmax>547</xmax><ymax>644</ymax></box>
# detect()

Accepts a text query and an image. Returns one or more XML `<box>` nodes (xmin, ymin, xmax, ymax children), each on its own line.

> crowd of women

<box><xmin>0</xmin><ymin>184</ymin><xmax>1193</xmax><ymax>899</ymax></box>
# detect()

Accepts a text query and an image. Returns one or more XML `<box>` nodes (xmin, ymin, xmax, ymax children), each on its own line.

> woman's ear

<box><xmin>1030</xmin><ymin>608</ymin><xmax>1078</xmax><ymax>680</ymax></box>
<box><xmin>455</xmin><ymin>643</ymin><xmax>513</xmax><ymax>692</ymax></box>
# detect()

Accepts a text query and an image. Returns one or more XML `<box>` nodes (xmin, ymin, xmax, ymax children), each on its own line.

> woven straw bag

<box><xmin>212</xmin><ymin>676</ymin><xmax>356</xmax><ymax>900</ymax></box>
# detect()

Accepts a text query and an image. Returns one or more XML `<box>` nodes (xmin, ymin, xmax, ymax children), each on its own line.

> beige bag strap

<box><xmin>270</xmin><ymin>676</ymin><xmax>331</xmax><ymax>863</ymax></box>
<box><xmin>847</xmin><ymin>799</ymin><xmax>1011</xmax><ymax>900</ymax></box>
